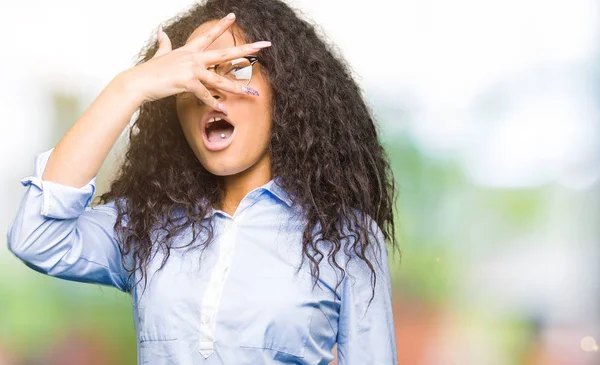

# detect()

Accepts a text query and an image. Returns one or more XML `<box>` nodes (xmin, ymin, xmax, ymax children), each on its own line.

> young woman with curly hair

<box><xmin>7</xmin><ymin>0</ymin><xmax>399</xmax><ymax>363</ymax></box>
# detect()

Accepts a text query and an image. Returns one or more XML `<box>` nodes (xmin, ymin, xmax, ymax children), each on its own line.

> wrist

<box><xmin>111</xmin><ymin>69</ymin><xmax>146</xmax><ymax>108</ymax></box>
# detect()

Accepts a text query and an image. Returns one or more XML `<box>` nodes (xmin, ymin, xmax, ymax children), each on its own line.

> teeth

<box><xmin>208</xmin><ymin>117</ymin><xmax>223</xmax><ymax>124</ymax></box>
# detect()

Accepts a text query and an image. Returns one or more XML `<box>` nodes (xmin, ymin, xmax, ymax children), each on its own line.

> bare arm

<box><xmin>41</xmin><ymin>74</ymin><xmax>140</xmax><ymax>188</ymax></box>
<box><xmin>7</xmin><ymin>12</ymin><xmax>271</xmax><ymax>292</ymax></box>
<box><xmin>40</xmin><ymin>12</ymin><xmax>270</xmax><ymax>189</ymax></box>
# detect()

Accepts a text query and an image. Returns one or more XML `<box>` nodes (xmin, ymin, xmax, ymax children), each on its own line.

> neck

<box><xmin>217</xmin><ymin>152</ymin><xmax>272</xmax><ymax>217</ymax></box>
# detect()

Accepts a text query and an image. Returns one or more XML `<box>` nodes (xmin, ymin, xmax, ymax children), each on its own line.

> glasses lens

<box><xmin>216</xmin><ymin>58</ymin><xmax>252</xmax><ymax>84</ymax></box>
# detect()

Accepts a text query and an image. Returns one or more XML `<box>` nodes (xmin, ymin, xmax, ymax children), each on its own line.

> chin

<box><xmin>191</xmin><ymin>132</ymin><xmax>269</xmax><ymax>178</ymax></box>
<box><xmin>200</xmin><ymin>154</ymin><xmax>250</xmax><ymax>177</ymax></box>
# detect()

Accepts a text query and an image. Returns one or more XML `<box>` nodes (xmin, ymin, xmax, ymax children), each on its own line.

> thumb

<box><xmin>153</xmin><ymin>24</ymin><xmax>172</xmax><ymax>58</ymax></box>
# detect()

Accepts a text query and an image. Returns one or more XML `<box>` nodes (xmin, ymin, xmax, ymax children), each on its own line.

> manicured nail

<box><xmin>242</xmin><ymin>86</ymin><xmax>259</xmax><ymax>96</ymax></box>
<box><xmin>157</xmin><ymin>24</ymin><xmax>163</xmax><ymax>42</ymax></box>
<box><xmin>226</xmin><ymin>12</ymin><xmax>235</xmax><ymax>20</ymax></box>
<box><xmin>251</xmin><ymin>41</ymin><xmax>271</xmax><ymax>49</ymax></box>
<box><xmin>218</xmin><ymin>102</ymin><xmax>228</xmax><ymax>115</ymax></box>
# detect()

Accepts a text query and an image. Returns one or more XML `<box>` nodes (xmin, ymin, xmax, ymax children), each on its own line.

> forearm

<box><xmin>41</xmin><ymin>72</ymin><xmax>143</xmax><ymax>188</ymax></box>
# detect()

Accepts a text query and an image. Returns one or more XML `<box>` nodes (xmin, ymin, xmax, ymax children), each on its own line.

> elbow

<box><xmin>7</xmin><ymin>221</ymin><xmax>35</xmax><ymax>265</ymax></box>
<box><xmin>6</xmin><ymin>220</ymin><xmax>23</xmax><ymax>258</ymax></box>
<box><xmin>6</xmin><ymin>219</ymin><xmax>56</xmax><ymax>273</ymax></box>
<box><xmin>6</xmin><ymin>233</ymin><xmax>53</xmax><ymax>275</ymax></box>
<box><xmin>6</xmin><ymin>217</ymin><xmax>76</xmax><ymax>276</ymax></box>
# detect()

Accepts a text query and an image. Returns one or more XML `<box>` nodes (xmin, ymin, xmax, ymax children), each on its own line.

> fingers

<box><xmin>187</xmin><ymin>79</ymin><xmax>228</xmax><ymax>114</ymax></box>
<box><xmin>201</xmin><ymin>41</ymin><xmax>271</xmax><ymax>65</ymax></box>
<box><xmin>197</xmin><ymin>69</ymin><xmax>258</xmax><ymax>97</ymax></box>
<box><xmin>186</xmin><ymin>13</ymin><xmax>237</xmax><ymax>52</ymax></box>
<box><xmin>153</xmin><ymin>24</ymin><xmax>172</xmax><ymax>58</ymax></box>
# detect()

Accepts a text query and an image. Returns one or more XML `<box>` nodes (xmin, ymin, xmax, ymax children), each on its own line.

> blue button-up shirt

<box><xmin>7</xmin><ymin>148</ymin><xmax>398</xmax><ymax>365</ymax></box>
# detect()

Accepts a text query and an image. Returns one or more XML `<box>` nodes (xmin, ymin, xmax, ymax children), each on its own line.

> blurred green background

<box><xmin>1</xmin><ymin>0</ymin><xmax>599</xmax><ymax>364</ymax></box>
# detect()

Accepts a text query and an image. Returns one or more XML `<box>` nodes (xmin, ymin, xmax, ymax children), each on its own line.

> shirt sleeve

<box><xmin>6</xmin><ymin>148</ymin><xmax>131</xmax><ymax>293</ymax></box>
<box><xmin>337</xmin><ymin>217</ymin><xmax>398</xmax><ymax>365</ymax></box>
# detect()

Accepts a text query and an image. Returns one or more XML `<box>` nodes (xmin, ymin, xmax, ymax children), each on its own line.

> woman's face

<box><xmin>176</xmin><ymin>20</ymin><xmax>273</xmax><ymax>177</ymax></box>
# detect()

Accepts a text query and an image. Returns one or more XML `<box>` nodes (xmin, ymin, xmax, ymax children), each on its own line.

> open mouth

<box><xmin>205</xmin><ymin>117</ymin><xmax>235</xmax><ymax>142</ymax></box>
<box><xmin>202</xmin><ymin>115</ymin><xmax>236</xmax><ymax>151</ymax></box>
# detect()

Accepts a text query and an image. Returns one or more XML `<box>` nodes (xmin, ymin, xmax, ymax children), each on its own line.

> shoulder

<box><xmin>340</xmin><ymin>209</ymin><xmax>387</xmax><ymax>256</ymax></box>
<box><xmin>338</xmin><ymin>209</ymin><xmax>392</xmax><ymax>283</ymax></box>
<box><xmin>308</xmin><ymin>209</ymin><xmax>389</xmax><ymax>278</ymax></box>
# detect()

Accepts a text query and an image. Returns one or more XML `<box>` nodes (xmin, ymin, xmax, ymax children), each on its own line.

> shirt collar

<box><xmin>265</xmin><ymin>175</ymin><xmax>293</xmax><ymax>208</ymax></box>
<box><xmin>206</xmin><ymin>176</ymin><xmax>293</xmax><ymax>217</ymax></box>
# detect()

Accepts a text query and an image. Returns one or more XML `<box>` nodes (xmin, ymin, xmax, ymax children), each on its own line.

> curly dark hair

<box><xmin>96</xmin><ymin>0</ymin><xmax>400</xmax><ymax>305</ymax></box>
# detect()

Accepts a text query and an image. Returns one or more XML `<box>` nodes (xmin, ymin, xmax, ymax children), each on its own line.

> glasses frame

<box><xmin>207</xmin><ymin>55</ymin><xmax>259</xmax><ymax>88</ymax></box>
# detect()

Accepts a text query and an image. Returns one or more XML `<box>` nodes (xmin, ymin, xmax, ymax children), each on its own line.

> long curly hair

<box><xmin>96</xmin><ymin>0</ymin><xmax>400</xmax><ymax>305</ymax></box>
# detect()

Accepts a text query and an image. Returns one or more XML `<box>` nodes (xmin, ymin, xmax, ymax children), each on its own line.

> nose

<box><xmin>201</xmin><ymin>89</ymin><xmax>221</xmax><ymax>107</ymax></box>
<box><xmin>195</xmin><ymin>90</ymin><xmax>222</xmax><ymax>107</ymax></box>
<box><xmin>207</xmin><ymin>86</ymin><xmax>225</xmax><ymax>102</ymax></box>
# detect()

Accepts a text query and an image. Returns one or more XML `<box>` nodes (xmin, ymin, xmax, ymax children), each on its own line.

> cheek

<box><xmin>238</xmin><ymin>118</ymin><xmax>270</xmax><ymax>141</ymax></box>
<box><xmin>233</xmin><ymin>116</ymin><xmax>271</xmax><ymax>154</ymax></box>
<box><xmin>176</xmin><ymin>104</ymin><xmax>199</xmax><ymax>134</ymax></box>
<box><xmin>178</xmin><ymin>118</ymin><xmax>194</xmax><ymax>139</ymax></box>
<box><xmin>177</xmin><ymin>117</ymin><xmax>201</xmax><ymax>152</ymax></box>
<box><xmin>238</xmin><ymin>95</ymin><xmax>272</xmax><ymax>136</ymax></box>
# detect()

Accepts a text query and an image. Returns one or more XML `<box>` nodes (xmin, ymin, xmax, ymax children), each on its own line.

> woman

<box><xmin>7</xmin><ymin>0</ymin><xmax>399</xmax><ymax>364</ymax></box>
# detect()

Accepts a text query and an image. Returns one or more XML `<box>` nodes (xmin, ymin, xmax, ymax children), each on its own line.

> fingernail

<box><xmin>251</xmin><ymin>41</ymin><xmax>271</xmax><ymax>49</ymax></box>
<box><xmin>218</xmin><ymin>102</ymin><xmax>228</xmax><ymax>115</ymax></box>
<box><xmin>243</xmin><ymin>86</ymin><xmax>259</xmax><ymax>96</ymax></box>
<box><xmin>226</xmin><ymin>12</ymin><xmax>235</xmax><ymax>20</ymax></box>
<box><xmin>157</xmin><ymin>24</ymin><xmax>163</xmax><ymax>42</ymax></box>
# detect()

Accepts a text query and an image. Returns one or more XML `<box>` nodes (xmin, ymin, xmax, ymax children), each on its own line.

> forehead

<box><xmin>185</xmin><ymin>19</ymin><xmax>246</xmax><ymax>50</ymax></box>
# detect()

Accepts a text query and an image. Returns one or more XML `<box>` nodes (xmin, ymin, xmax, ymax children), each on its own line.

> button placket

<box><xmin>198</xmin><ymin>218</ymin><xmax>239</xmax><ymax>358</ymax></box>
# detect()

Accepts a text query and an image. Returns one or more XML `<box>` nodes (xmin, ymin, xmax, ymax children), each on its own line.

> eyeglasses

<box><xmin>207</xmin><ymin>55</ymin><xmax>259</xmax><ymax>87</ymax></box>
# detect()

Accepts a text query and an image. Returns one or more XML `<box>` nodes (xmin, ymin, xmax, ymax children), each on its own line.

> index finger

<box><xmin>184</xmin><ymin>12</ymin><xmax>237</xmax><ymax>52</ymax></box>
